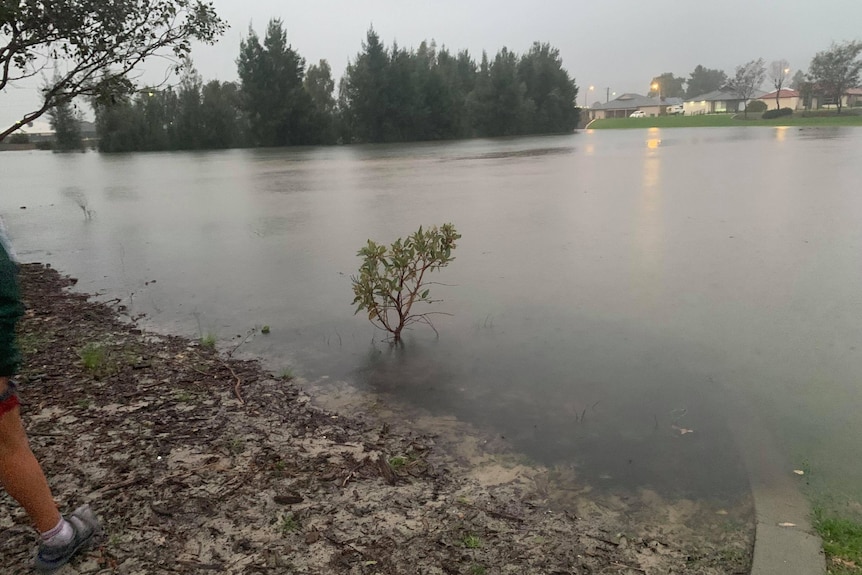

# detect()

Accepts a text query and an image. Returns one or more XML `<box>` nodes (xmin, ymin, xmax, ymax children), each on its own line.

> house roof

<box><xmin>686</xmin><ymin>89</ymin><xmax>738</xmax><ymax>102</ymax></box>
<box><xmin>80</xmin><ymin>120</ymin><xmax>97</xmax><ymax>136</ymax></box>
<box><xmin>759</xmin><ymin>89</ymin><xmax>799</xmax><ymax>99</ymax></box>
<box><xmin>686</xmin><ymin>88</ymin><xmax>768</xmax><ymax>102</ymax></box>
<box><xmin>591</xmin><ymin>93</ymin><xmax>662</xmax><ymax>110</ymax></box>
<box><xmin>17</xmin><ymin>121</ymin><xmax>53</xmax><ymax>135</ymax></box>
<box><xmin>806</xmin><ymin>84</ymin><xmax>862</xmax><ymax>95</ymax></box>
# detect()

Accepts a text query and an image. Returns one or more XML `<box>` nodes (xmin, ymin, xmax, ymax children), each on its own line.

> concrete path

<box><xmin>728</xmin><ymin>398</ymin><xmax>825</xmax><ymax>575</ymax></box>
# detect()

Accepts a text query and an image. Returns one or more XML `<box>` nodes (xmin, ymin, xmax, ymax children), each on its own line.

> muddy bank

<box><xmin>1</xmin><ymin>264</ymin><xmax>753</xmax><ymax>574</ymax></box>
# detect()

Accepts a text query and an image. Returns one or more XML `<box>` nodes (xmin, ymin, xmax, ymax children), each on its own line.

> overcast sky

<box><xmin>4</xmin><ymin>0</ymin><xmax>862</xmax><ymax>131</ymax></box>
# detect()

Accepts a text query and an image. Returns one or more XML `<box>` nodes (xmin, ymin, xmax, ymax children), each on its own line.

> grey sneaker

<box><xmin>34</xmin><ymin>505</ymin><xmax>100</xmax><ymax>573</ymax></box>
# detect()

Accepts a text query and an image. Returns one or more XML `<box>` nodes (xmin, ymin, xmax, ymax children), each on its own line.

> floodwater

<box><xmin>3</xmin><ymin>127</ymin><xmax>862</xmax><ymax>504</ymax></box>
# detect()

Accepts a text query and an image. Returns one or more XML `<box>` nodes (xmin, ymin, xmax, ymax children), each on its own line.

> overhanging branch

<box><xmin>1</xmin><ymin>1</ymin><xmax>226</xmax><ymax>141</ymax></box>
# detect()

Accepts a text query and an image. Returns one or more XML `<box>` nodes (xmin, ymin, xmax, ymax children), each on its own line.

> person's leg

<box><xmin>0</xmin><ymin>234</ymin><xmax>100</xmax><ymax>571</ymax></box>
<box><xmin>0</xmin><ymin>376</ymin><xmax>61</xmax><ymax>533</ymax></box>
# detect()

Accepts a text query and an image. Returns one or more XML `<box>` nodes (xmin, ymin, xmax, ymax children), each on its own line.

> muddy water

<box><xmin>3</xmin><ymin>127</ymin><xmax>862</xmax><ymax>506</ymax></box>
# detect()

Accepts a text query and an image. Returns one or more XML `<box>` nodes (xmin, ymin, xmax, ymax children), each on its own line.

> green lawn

<box><xmin>814</xmin><ymin>509</ymin><xmax>862</xmax><ymax>574</ymax></box>
<box><xmin>588</xmin><ymin>114</ymin><xmax>862</xmax><ymax>129</ymax></box>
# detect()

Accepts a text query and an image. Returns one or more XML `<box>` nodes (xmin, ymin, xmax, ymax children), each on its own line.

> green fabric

<box><xmin>0</xmin><ymin>241</ymin><xmax>23</xmax><ymax>376</ymax></box>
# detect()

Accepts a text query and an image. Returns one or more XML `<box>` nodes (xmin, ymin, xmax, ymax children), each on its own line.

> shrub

<box><xmin>8</xmin><ymin>133</ymin><xmax>30</xmax><ymax>144</ymax></box>
<box><xmin>352</xmin><ymin>224</ymin><xmax>460</xmax><ymax>343</ymax></box>
<box><xmin>762</xmin><ymin>107</ymin><xmax>794</xmax><ymax>120</ymax></box>
<box><xmin>746</xmin><ymin>100</ymin><xmax>767</xmax><ymax>113</ymax></box>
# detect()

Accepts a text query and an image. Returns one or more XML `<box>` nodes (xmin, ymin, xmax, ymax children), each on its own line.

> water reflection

<box><xmin>635</xmin><ymin>149</ymin><xmax>664</xmax><ymax>276</ymax></box>
<box><xmin>797</xmin><ymin>126</ymin><xmax>850</xmax><ymax>140</ymax></box>
<box><xmin>351</xmin><ymin>328</ymin><xmax>747</xmax><ymax>499</ymax></box>
<box><xmin>646</xmin><ymin>127</ymin><xmax>661</xmax><ymax>150</ymax></box>
<box><xmin>452</xmin><ymin>146</ymin><xmax>575</xmax><ymax>161</ymax></box>
<box><xmin>104</xmin><ymin>185</ymin><xmax>139</xmax><ymax>201</ymax></box>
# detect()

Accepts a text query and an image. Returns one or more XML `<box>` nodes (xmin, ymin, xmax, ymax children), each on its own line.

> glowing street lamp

<box><xmin>651</xmin><ymin>82</ymin><xmax>661</xmax><ymax>100</ymax></box>
<box><xmin>583</xmin><ymin>85</ymin><xmax>594</xmax><ymax>107</ymax></box>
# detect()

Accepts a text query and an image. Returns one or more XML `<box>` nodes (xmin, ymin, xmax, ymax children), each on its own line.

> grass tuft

<box><xmin>80</xmin><ymin>343</ymin><xmax>107</xmax><ymax>372</ymax></box>
<box><xmin>462</xmin><ymin>533</ymin><xmax>482</xmax><ymax>549</ymax></box>
<box><xmin>279</xmin><ymin>513</ymin><xmax>301</xmax><ymax>535</ymax></box>
<box><xmin>815</xmin><ymin>509</ymin><xmax>862</xmax><ymax>574</ymax></box>
<box><xmin>388</xmin><ymin>455</ymin><xmax>408</xmax><ymax>469</ymax></box>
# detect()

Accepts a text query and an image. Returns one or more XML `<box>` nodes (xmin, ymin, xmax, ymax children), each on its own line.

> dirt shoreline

<box><xmin>1</xmin><ymin>264</ymin><xmax>753</xmax><ymax>574</ymax></box>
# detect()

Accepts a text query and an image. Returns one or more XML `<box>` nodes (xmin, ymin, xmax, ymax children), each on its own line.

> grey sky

<box><xmin>4</xmin><ymin>0</ymin><xmax>862</xmax><ymax>130</ymax></box>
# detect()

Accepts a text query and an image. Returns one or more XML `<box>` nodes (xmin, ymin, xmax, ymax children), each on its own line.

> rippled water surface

<box><xmin>4</xmin><ymin>127</ymin><xmax>862</xmax><ymax>502</ymax></box>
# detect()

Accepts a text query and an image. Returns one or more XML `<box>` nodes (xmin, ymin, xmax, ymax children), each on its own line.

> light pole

<box><xmin>651</xmin><ymin>82</ymin><xmax>661</xmax><ymax>100</ymax></box>
<box><xmin>777</xmin><ymin>67</ymin><xmax>791</xmax><ymax>110</ymax></box>
<box><xmin>583</xmin><ymin>85</ymin><xmax>594</xmax><ymax>107</ymax></box>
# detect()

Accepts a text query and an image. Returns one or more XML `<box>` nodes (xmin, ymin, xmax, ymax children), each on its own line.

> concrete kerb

<box><xmin>727</xmin><ymin>396</ymin><xmax>826</xmax><ymax>575</ymax></box>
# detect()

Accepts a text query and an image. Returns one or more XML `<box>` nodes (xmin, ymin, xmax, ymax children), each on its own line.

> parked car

<box><xmin>666</xmin><ymin>104</ymin><xmax>684</xmax><ymax>115</ymax></box>
<box><xmin>629</xmin><ymin>110</ymin><xmax>645</xmax><ymax>118</ymax></box>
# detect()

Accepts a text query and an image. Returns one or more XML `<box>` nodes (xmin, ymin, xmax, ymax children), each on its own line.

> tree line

<box><xmin>88</xmin><ymin>21</ymin><xmax>579</xmax><ymax>153</ymax></box>
<box><xmin>642</xmin><ymin>40</ymin><xmax>862</xmax><ymax>114</ymax></box>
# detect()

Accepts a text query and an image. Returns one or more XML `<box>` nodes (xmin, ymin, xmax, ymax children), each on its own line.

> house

<box><xmin>4</xmin><ymin>118</ymin><xmax>98</xmax><ymax>148</ymax></box>
<box><xmin>589</xmin><ymin>93</ymin><xmax>664</xmax><ymax>119</ymax></box>
<box><xmin>684</xmin><ymin>88</ymin><xmax>767</xmax><ymax>115</ymax></box>
<box><xmin>16</xmin><ymin>120</ymin><xmax>53</xmax><ymax>136</ymax></box>
<box><xmin>809</xmin><ymin>87</ymin><xmax>862</xmax><ymax>110</ymax></box>
<box><xmin>79</xmin><ymin>120</ymin><xmax>98</xmax><ymax>138</ymax></box>
<box><xmin>758</xmin><ymin>89</ymin><xmax>801</xmax><ymax>111</ymax></box>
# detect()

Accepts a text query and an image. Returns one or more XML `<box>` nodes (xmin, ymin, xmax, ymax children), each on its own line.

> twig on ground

<box><xmin>176</xmin><ymin>560</ymin><xmax>224</xmax><ymax>571</ymax></box>
<box><xmin>611</xmin><ymin>561</ymin><xmax>646</xmax><ymax>573</ymax></box>
<box><xmin>220</xmin><ymin>359</ymin><xmax>245</xmax><ymax>404</ymax></box>
<box><xmin>456</xmin><ymin>500</ymin><xmax>524</xmax><ymax>523</ymax></box>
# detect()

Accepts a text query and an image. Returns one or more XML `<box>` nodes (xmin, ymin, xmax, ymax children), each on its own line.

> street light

<box><xmin>651</xmin><ymin>82</ymin><xmax>661</xmax><ymax>100</ymax></box>
<box><xmin>584</xmin><ymin>85</ymin><xmax>594</xmax><ymax>107</ymax></box>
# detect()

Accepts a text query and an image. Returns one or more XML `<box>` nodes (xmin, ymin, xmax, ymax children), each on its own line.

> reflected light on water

<box><xmin>635</xmin><ymin>152</ymin><xmax>664</xmax><ymax>273</ymax></box>
<box><xmin>773</xmin><ymin>126</ymin><xmax>789</xmax><ymax>142</ymax></box>
<box><xmin>647</xmin><ymin>128</ymin><xmax>662</xmax><ymax>150</ymax></box>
